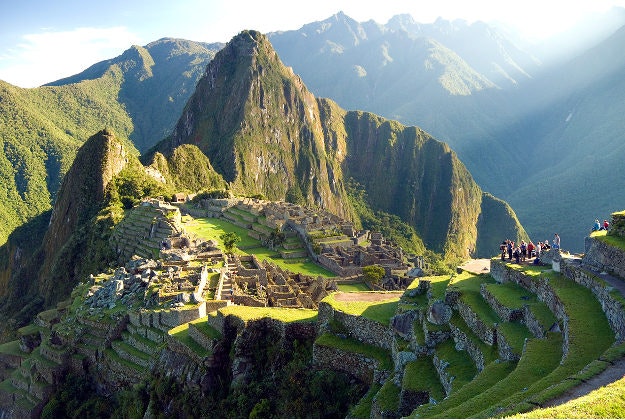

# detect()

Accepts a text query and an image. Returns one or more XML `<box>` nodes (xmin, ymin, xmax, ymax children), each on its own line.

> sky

<box><xmin>1</xmin><ymin>0</ymin><xmax>624</xmax><ymax>88</ymax></box>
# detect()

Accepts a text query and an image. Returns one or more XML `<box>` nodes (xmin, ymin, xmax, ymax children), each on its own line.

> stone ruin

<box><xmin>228</xmin><ymin>254</ymin><xmax>337</xmax><ymax>309</ymax></box>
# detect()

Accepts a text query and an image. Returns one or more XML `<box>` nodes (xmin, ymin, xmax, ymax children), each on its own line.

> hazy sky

<box><xmin>1</xmin><ymin>0</ymin><xmax>624</xmax><ymax>87</ymax></box>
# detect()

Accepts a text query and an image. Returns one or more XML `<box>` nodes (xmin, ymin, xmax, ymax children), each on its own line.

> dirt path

<box><xmin>543</xmin><ymin>357</ymin><xmax>625</xmax><ymax>407</ymax></box>
<box><xmin>458</xmin><ymin>259</ymin><xmax>491</xmax><ymax>274</ymax></box>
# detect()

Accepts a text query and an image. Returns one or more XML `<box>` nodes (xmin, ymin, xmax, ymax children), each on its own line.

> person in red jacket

<box><xmin>527</xmin><ymin>241</ymin><xmax>535</xmax><ymax>259</ymax></box>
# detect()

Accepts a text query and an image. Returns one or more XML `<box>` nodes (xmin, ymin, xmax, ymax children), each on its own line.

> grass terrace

<box><xmin>484</xmin><ymin>282</ymin><xmax>558</xmax><ymax>330</ymax></box>
<box><xmin>322</xmin><ymin>292</ymin><xmax>401</xmax><ymax>325</ymax></box>
<box><xmin>516</xmin><ymin>376</ymin><xmax>625</xmax><ymax>419</ymax></box>
<box><xmin>591</xmin><ymin>229</ymin><xmax>625</xmax><ymax>251</ymax></box>
<box><xmin>450</xmin><ymin>272</ymin><xmax>500</xmax><ymax>326</ymax></box>
<box><xmin>435</xmin><ymin>339</ymin><xmax>478</xmax><ymax>393</ymax></box>
<box><xmin>348</xmin><ymin>383</ymin><xmax>382</xmax><ymax>419</ymax></box>
<box><xmin>218</xmin><ymin>305</ymin><xmax>318</xmax><ymax>324</ymax></box>
<box><xmin>184</xmin><ymin>217</ymin><xmax>334</xmax><ymax>277</ymax></box>
<box><xmin>402</xmin><ymin>275</ymin><xmax>452</xmax><ymax>306</ymax></box>
<box><xmin>337</xmin><ymin>283</ymin><xmax>371</xmax><ymax>292</ymax></box>
<box><xmin>414</xmin><ymin>333</ymin><xmax>563</xmax><ymax>418</ymax></box>
<box><xmin>488</xmin><ymin>270</ymin><xmax>615</xmax><ymax>416</ymax></box>
<box><xmin>402</xmin><ymin>357</ymin><xmax>446</xmax><ymax>402</ymax></box>
<box><xmin>243</xmin><ymin>246</ymin><xmax>334</xmax><ymax>277</ymax></box>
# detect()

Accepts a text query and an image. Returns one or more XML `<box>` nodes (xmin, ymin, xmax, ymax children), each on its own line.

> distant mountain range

<box><xmin>0</xmin><ymin>8</ymin><xmax>623</xmax><ymax>288</ymax></box>
<box><xmin>267</xmin><ymin>9</ymin><xmax>625</xmax><ymax>251</ymax></box>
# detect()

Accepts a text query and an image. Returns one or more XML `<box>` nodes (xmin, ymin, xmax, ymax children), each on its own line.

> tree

<box><xmin>220</xmin><ymin>232</ymin><xmax>241</xmax><ymax>253</ymax></box>
<box><xmin>362</xmin><ymin>265</ymin><xmax>385</xmax><ymax>284</ymax></box>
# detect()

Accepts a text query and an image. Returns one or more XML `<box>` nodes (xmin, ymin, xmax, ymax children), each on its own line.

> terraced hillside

<box><xmin>1</xmin><ymin>214</ymin><xmax>625</xmax><ymax>417</ymax></box>
<box><xmin>315</xmin><ymin>238</ymin><xmax>625</xmax><ymax>417</ymax></box>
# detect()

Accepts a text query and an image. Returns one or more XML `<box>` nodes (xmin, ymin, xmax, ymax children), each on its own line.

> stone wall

<box><xmin>480</xmin><ymin>284</ymin><xmax>523</xmax><ymax>322</ymax></box>
<box><xmin>561</xmin><ymin>260</ymin><xmax>625</xmax><ymax>343</ymax></box>
<box><xmin>456</xmin><ymin>300</ymin><xmax>495</xmax><ymax>346</ymax></box>
<box><xmin>490</xmin><ymin>260</ymin><xmax>570</xmax><ymax>357</ymax></box>
<box><xmin>495</xmin><ymin>329</ymin><xmax>521</xmax><ymax>361</ymax></box>
<box><xmin>584</xmin><ymin>236</ymin><xmax>625</xmax><ymax>279</ymax></box>
<box><xmin>449</xmin><ymin>322</ymin><xmax>487</xmax><ymax>372</ymax></box>
<box><xmin>312</xmin><ymin>342</ymin><xmax>386</xmax><ymax>384</ymax></box>
<box><xmin>318</xmin><ymin>302</ymin><xmax>393</xmax><ymax>351</ymax></box>
<box><xmin>317</xmin><ymin>254</ymin><xmax>362</xmax><ymax>277</ymax></box>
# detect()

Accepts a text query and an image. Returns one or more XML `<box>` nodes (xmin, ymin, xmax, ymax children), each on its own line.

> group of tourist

<box><xmin>592</xmin><ymin>219</ymin><xmax>610</xmax><ymax>232</ymax></box>
<box><xmin>500</xmin><ymin>233</ymin><xmax>561</xmax><ymax>264</ymax></box>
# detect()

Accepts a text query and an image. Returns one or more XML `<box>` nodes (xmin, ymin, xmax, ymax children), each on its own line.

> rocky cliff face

<box><xmin>32</xmin><ymin>130</ymin><xmax>128</xmax><ymax>307</ymax></box>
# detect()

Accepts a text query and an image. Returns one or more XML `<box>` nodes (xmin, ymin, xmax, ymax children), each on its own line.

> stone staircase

<box><xmin>110</xmin><ymin>200</ymin><xmax>182</xmax><ymax>261</ymax></box>
<box><xmin>0</xmin><ymin>339</ymin><xmax>66</xmax><ymax>418</ymax></box>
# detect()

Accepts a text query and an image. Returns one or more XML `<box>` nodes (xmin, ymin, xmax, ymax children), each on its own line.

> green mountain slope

<box><xmin>48</xmin><ymin>38</ymin><xmax>222</xmax><ymax>152</ymax></box>
<box><xmin>0</xmin><ymin>38</ymin><xmax>219</xmax><ymax>246</ymax></box>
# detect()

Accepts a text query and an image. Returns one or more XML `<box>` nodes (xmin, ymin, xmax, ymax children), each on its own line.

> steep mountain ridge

<box><xmin>150</xmin><ymin>30</ymin><xmax>526</xmax><ymax>259</ymax></box>
<box><xmin>150</xmin><ymin>30</ymin><xmax>352</xmax><ymax>220</ymax></box>
<box><xmin>267</xmin><ymin>10</ymin><xmax>625</xmax><ymax>252</ymax></box>
<box><xmin>0</xmin><ymin>38</ymin><xmax>220</xmax><ymax>248</ymax></box>
<box><xmin>47</xmin><ymin>38</ymin><xmax>224</xmax><ymax>152</ymax></box>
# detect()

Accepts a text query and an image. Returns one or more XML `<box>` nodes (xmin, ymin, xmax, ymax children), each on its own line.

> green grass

<box><xmin>322</xmin><ymin>292</ymin><xmax>400</xmax><ymax>325</ymax></box>
<box><xmin>189</xmin><ymin>316</ymin><xmax>222</xmax><ymax>339</ymax></box>
<box><xmin>479</xmin><ymin>270</ymin><xmax>615</xmax><ymax>417</ymax></box>
<box><xmin>17</xmin><ymin>324</ymin><xmax>41</xmax><ymax>336</ymax></box>
<box><xmin>516</xmin><ymin>376</ymin><xmax>625</xmax><ymax>418</ymax></box>
<box><xmin>411</xmin><ymin>359</ymin><xmax>517</xmax><ymax>418</ymax></box>
<box><xmin>184</xmin><ymin>217</ymin><xmax>334</xmax><ymax>277</ymax></box>
<box><xmin>348</xmin><ymin>383</ymin><xmax>381</xmax><ymax>419</ymax></box>
<box><xmin>402</xmin><ymin>357</ymin><xmax>446</xmax><ymax>402</ymax></box>
<box><xmin>0</xmin><ymin>340</ymin><xmax>28</xmax><ymax>357</ymax></box>
<box><xmin>183</xmin><ymin>217</ymin><xmax>261</xmax><ymax>249</ymax></box>
<box><xmin>435</xmin><ymin>339</ymin><xmax>478</xmax><ymax>394</ymax></box>
<box><xmin>315</xmin><ymin>333</ymin><xmax>393</xmax><ymax>370</ymax></box>
<box><xmin>402</xmin><ymin>275</ymin><xmax>452</xmax><ymax>307</ymax></box>
<box><xmin>243</xmin><ymin>246</ymin><xmax>334</xmax><ymax>277</ymax></box>
<box><xmin>337</xmin><ymin>283</ymin><xmax>371</xmax><ymax>292</ymax></box>
<box><xmin>497</xmin><ymin>321</ymin><xmax>532</xmax><ymax>355</ymax></box>
<box><xmin>375</xmin><ymin>379</ymin><xmax>401</xmax><ymax>413</ymax></box>
<box><xmin>591</xmin><ymin>229</ymin><xmax>625</xmax><ymax>251</ymax></box>
<box><xmin>425</xmin><ymin>334</ymin><xmax>563</xmax><ymax>418</ymax></box>
<box><xmin>451</xmin><ymin>272</ymin><xmax>500</xmax><ymax>326</ymax></box>
<box><xmin>218</xmin><ymin>305</ymin><xmax>318</xmax><ymax>323</ymax></box>
<box><xmin>168</xmin><ymin>323</ymin><xmax>211</xmax><ymax>358</ymax></box>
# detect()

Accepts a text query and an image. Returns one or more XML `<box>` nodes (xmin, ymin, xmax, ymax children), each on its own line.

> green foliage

<box><xmin>220</xmin><ymin>231</ymin><xmax>241</xmax><ymax>253</ymax></box>
<box><xmin>346</xmin><ymin>178</ymin><xmax>425</xmax><ymax>255</ymax></box>
<box><xmin>41</xmin><ymin>373</ymin><xmax>112</xmax><ymax>418</ymax></box>
<box><xmin>285</xmin><ymin>184</ymin><xmax>306</xmax><ymax>205</ymax></box>
<box><xmin>107</xmin><ymin>164</ymin><xmax>171</xmax><ymax>210</ymax></box>
<box><xmin>362</xmin><ymin>264</ymin><xmax>385</xmax><ymax>284</ymax></box>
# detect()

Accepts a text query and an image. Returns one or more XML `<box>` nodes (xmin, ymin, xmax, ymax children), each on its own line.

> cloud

<box><xmin>0</xmin><ymin>26</ymin><xmax>142</xmax><ymax>88</ymax></box>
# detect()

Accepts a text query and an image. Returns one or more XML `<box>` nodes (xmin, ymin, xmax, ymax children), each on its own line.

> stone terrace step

<box><xmin>433</xmin><ymin>339</ymin><xmax>477</xmax><ymax>397</ymax></box>
<box><xmin>121</xmin><ymin>331</ymin><xmax>162</xmax><ymax>357</ymax></box>
<box><xmin>110</xmin><ymin>340</ymin><xmax>154</xmax><ymax>369</ymax></box>
<box><xmin>103</xmin><ymin>348</ymin><xmax>150</xmax><ymax>383</ymax></box>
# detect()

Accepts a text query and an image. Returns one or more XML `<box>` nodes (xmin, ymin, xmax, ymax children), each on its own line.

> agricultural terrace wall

<box><xmin>312</xmin><ymin>342</ymin><xmax>389</xmax><ymax>385</ymax></box>
<box><xmin>317</xmin><ymin>254</ymin><xmax>362</xmax><ymax>277</ymax></box>
<box><xmin>317</xmin><ymin>302</ymin><xmax>393</xmax><ymax>351</ymax></box>
<box><xmin>562</xmin><ymin>260</ymin><xmax>625</xmax><ymax>343</ymax></box>
<box><xmin>490</xmin><ymin>260</ymin><xmax>570</xmax><ymax>357</ymax></box>
<box><xmin>449</xmin><ymin>322</ymin><xmax>487</xmax><ymax>372</ymax></box>
<box><xmin>584</xmin><ymin>236</ymin><xmax>625</xmax><ymax>279</ymax></box>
